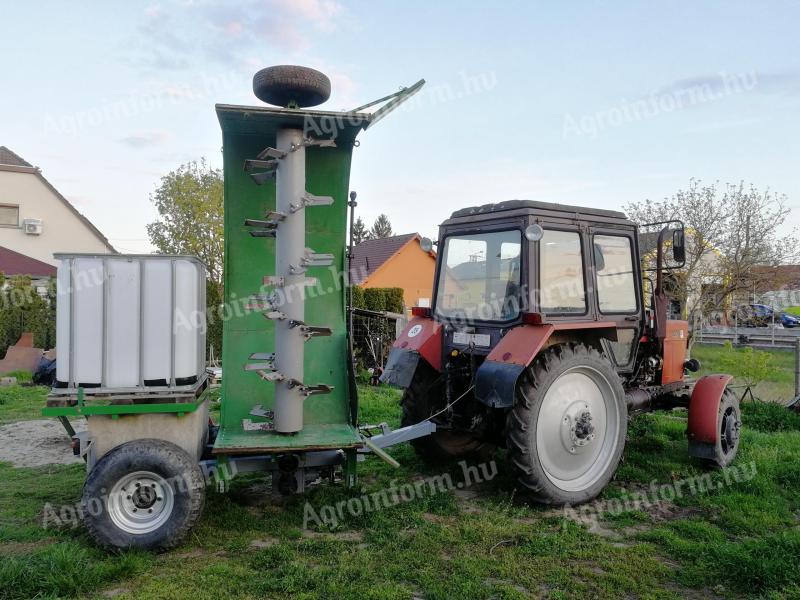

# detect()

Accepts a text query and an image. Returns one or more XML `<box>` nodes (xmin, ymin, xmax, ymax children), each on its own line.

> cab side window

<box><xmin>594</xmin><ymin>234</ymin><xmax>637</xmax><ymax>313</ymax></box>
<box><xmin>540</xmin><ymin>230</ymin><xmax>586</xmax><ymax>314</ymax></box>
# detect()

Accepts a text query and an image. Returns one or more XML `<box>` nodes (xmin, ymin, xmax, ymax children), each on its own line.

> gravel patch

<box><xmin>0</xmin><ymin>419</ymin><xmax>86</xmax><ymax>468</ymax></box>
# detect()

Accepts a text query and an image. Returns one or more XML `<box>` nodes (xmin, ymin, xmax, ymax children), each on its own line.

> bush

<box><xmin>716</xmin><ymin>342</ymin><xmax>780</xmax><ymax>389</ymax></box>
<box><xmin>351</xmin><ymin>286</ymin><xmax>404</xmax><ymax>313</ymax></box>
<box><xmin>0</xmin><ymin>275</ymin><xmax>55</xmax><ymax>355</ymax></box>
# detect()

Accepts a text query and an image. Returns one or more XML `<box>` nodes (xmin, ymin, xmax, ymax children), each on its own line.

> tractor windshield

<box><xmin>435</xmin><ymin>229</ymin><xmax>522</xmax><ymax>321</ymax></box>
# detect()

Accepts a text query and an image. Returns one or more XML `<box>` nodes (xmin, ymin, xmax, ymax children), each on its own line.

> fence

<box><xmin>350</xmin><ymin>307</ymin><xmax>406</xmax><ymax>370</ymax></box>
<box><xmin>694</xmin><ymin>329</ymin><xmax>800</xmax><ymax>405</ymax></box>
<box><xmin>695</xmin><ymin>327</ymin><xmax>799</xmax><ymax>350</ymax></box>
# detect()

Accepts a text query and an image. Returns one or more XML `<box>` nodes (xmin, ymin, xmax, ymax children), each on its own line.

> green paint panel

<box><xmin>214</xmin><ymin>104</ymin><xmax>368</xmax><ymax>455</ymax></box>
<box><xmin>42</xmin><ymin>402</ymin><xmax>202</xmax><ymax>417</ymax></box>
<box><xmin>213</xmin><ymin>423</ymin><xmax>361</xmax><ymax>454</ymax></box>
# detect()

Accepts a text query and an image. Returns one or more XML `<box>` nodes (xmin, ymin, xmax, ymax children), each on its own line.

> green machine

<box><xmin>45</xmin><ymin>66</ymin><xmax>426</xmax><ymax>552</ymax></box>
<box><xmin>213</xmin><ymin>68</ymin><xmax>424</xmax><ymax>488</ymax></box>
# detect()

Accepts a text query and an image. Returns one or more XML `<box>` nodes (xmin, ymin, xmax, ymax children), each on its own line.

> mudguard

<box><xmin>380</xmin><ymin>317</ymin><xmax>442</xmax><ymax>388</ymax></box>
<box><xmin>474</xmin><ymin>325</ymin><xmax>554</xmax><ymax>407</ymax></box>
<box><xmin>687</xmin><ymin>374</ymin><xmax>733</xmax><ymax>446</ymax></box>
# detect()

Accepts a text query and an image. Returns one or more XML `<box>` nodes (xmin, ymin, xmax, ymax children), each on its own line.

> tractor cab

<box><xmin>430</xmin><ymin>200</ymin><xmax>644</xmax><ymax>378</ymax></box>
<box><xmin>382</xmin><ymin>200</ymin><xmax>739</xmax><ymax>506</ymax></box>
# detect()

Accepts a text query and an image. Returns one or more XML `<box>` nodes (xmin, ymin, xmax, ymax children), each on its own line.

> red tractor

<box><xmin>382</xmin><ymin>200</ymin><xmax>740</xmax><ymax>505</ymax></box>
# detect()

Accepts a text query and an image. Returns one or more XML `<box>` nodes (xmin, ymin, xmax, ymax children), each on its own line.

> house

<box><xmin>349</xmin><ymin>233</ymin><xmax>436</xmax><ymax>311</ymax></box>
<box><xmin>0</xmin><ymin>245</ymin><xmax>56</xmax><ymax>293</ymax></box>
<box><xmin>0</xmin><ymin>146</ymin><xmax>114</xmax><ymax>267</ymax></box>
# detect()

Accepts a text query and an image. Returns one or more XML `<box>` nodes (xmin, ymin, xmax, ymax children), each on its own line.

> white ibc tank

<box><xmin>55</xmin><ymin>254</ymin><xmax>206</xmax><ymax>389</ymax></box>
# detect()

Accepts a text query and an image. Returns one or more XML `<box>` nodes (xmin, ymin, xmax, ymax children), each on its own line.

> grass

<box><xmin>785</xmin><ymin>306</ymin><xmax>800</xmax><ymax>317</ymax></box>
<box><xmin>692</xmin><ymin>342</ymin><xmax>796</xmax><ymax>403</ymax></box>
<box><xmin>0</xmin><ymin>382</ymin><xmax>49</xmax><ymax>424</ymax></box>
<box><xmin>0</xmin><ymin>356</ymin><xmax>799</xmax><ymax>598</ymax></box>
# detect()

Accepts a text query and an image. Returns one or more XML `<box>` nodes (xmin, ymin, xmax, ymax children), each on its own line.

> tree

<box><xmin>147</xmin><ymin>160</ymin><xmax>224</xmax><ymax>283</ymax></box>
<box><xmin>352</xmin><ymin>216</ymin><xmax>369</xmax><ymax>244</ymax></box>
<box><xmin>625</xmin><ymin>179</ymin><xmax>798</xmax><ymax>344</ymax></box>
<box><xmin>147</xmin><ymin>160</ymin><xmax>224</xmax><ymax>357</ymax></box>
<box><xmin>369</xmin><ymin>214</ymin><xmax>393</xmax><ymax>239</ymax></box>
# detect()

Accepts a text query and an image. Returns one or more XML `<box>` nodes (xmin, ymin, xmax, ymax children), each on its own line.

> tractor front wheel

<box><xmin>506</xmin><ymin>343</ymin><xmax>628</xmax><ymax>505</ymax></box>
<box><xmin>401</xmin><ymin>362</ymin><xmax>494</xmax><ymax>463</ymax></box>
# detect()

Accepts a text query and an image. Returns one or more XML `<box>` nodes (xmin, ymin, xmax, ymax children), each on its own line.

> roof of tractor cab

<box><xmin>444</xmin><ymin>200</ymin><xmax>634</xmax><ymax>228</ymax></box>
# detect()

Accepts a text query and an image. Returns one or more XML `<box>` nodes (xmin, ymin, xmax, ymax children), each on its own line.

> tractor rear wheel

<box><xmin>506</xmin><ymin>343</ymin><xmax>627</xmax><ymax>505</ymax></box>
<box><xmin>401</xmin><ymin>362</ymin><xmax>494</xmax><ymax>463</ymax></box>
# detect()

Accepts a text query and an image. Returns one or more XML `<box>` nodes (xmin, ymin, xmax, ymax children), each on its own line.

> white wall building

<box><xmin>0</xmin><ymin>146</ymin><xmax>114</xmax><ymax>266</ymax></box>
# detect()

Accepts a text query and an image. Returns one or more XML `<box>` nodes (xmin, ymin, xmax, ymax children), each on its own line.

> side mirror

<box><xmin>672</xmin><ymin>230</ymin><xmax>686</xmax><ymax>264</ymax></box>
<box><xmin>593</xmin><ymin>243</ymin><xmax>606</xmax><ymax>271</ymax></box>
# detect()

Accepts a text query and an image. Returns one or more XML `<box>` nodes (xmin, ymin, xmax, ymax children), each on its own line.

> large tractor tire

<box><xmin>401</xmin><ymin>362</ymin><xmax>494</xmax><ymax>463</ymax></box>
<box><xmin>506</xmin><ymin>343</ymin><xmax>628</xmax><ymax>505</ymax></box>
<box><xmin>253</xmin><ymin>65</ymin><xmax>331</xmax><ymax>108</ymax></box>
<box><xmin>82</xmin><ymin>439</ymin><xmax>205</xmax><ymax>552</ymax></box>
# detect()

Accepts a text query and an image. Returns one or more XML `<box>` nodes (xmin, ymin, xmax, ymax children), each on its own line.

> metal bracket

<box><xmin>263</xmin><ymin>275</ymin><xmax>318</xmax><ymax>288</ymax></box>
<box><xmin>242</xmin><ymin>419</ymin><xmax>275</xmax><ymax>432</ymax></box>
<box><xmin>263</xmin><ymin>310</ymin><xmax>287</xmax><ymax>320</ymax></box>
<box><xmin>301</xmin><ymin>248</ymin><xmax>335</xmax><ymax>268</ymax></box>
<box><xmin>249</xmin><ymin>404</ymin><xmax>274</xmax><ymax>419</ymax></box>
<box><xmin>244</xmin><ymin>158</ymin><xmax>280</xmax><ymax>185</ymax></box>
<box><xmin>244</xmin><ymin>355</ymin><xmax>284</xmax><ymax>382</ymax></box>
<box><xmin>290</xmin><ymin>192</ymin><xmax>334</xmax><ymax>213</ymax></box>
<box><xmin>350</xmin><ymin>78</ymin><xmax>426</xmax><ymax>129</ymax></box>
<box><xmin>286</xmin><ymin>379</ymin><xmax>334</xmax><ymax>397</ymax></box>
<box><xmin>288</xmin><ymin>319</ymin><xmax>332</xmax><ymax>340</ymax></box>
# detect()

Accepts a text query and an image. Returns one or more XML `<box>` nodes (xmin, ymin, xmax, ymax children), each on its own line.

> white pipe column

<box><xmin>274</xmin><ymin>127</ymin><xmax>306</xmax><ymax>433</ymax></box>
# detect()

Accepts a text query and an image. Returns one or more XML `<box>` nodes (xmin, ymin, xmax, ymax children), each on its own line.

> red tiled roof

<box><xmin>0</xmin><ymin>246</ymin><xmax>56</xmax><ymax>277</ymax></box>
<box><xmin>0</xmin><ymin>146</ymin><xmax>32</xmax><ymax>168</ymax></box>
<box><xmin>349</xmin><ymin>233</ymin><xmax>418</xmax><ymax>285</ymax></box>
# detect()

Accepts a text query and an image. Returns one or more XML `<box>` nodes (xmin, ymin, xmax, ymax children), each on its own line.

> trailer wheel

<box><xmin>253</xmin><ymin>65</ymin><xmax>331</xmax><ymax>108</ymax></box>
<box><xmin>506</xmin><ymin>343</ymin><xmax>627</xmax><ymax>505</ymax></box>
<box><xmin>82</xmin><ymin>439</ymin><xmax>205</xmax><ymax>552</ymax></box>
<box><xmin>401</xmin><ymin>362</ymin><xmax>494</xmax><ymax>463</ymax></box>
<box><xmin>691</xmin><ymin>389</ymin><xmax>741</xmax><ymax>468</ymax></box>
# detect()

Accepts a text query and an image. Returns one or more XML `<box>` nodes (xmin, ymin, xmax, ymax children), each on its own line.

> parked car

<box><xmin>735</xmin><ymin>303</ymin><xmax>800</xmax><ymax>328</ymax></box>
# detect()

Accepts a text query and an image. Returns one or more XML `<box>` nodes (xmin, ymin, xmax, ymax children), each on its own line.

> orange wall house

<box><xmin>349</xmin><ymin>233</ymin><xmax>436</xmax><ymax>311</ymax></box>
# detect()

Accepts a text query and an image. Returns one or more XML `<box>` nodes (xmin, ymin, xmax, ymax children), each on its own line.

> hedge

<box><xmin>351</xmin><ymin>286</ymin><xmax>404</xmax><ymax>313</ymax></box>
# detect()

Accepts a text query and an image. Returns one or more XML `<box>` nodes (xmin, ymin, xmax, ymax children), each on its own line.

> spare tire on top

<box><xmin>253</xmin><ymin>65</ymin><xmax>331</xmax><ymax>108</ymax></box>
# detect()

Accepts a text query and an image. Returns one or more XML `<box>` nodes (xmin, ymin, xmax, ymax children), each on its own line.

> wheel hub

<box><xmin>561</xmin><ymin>403</ymin><xmax>597</xmax><ymax>452</ymax></box>
<box><xmin>108</xmin><ymin>471</ymin><xmax>175</xmax><ymax>535</ymax></box>
<box><xmin>720</xmin><ymin>407</ymin><xmax>741</xmax><ymax>455</ymax></box>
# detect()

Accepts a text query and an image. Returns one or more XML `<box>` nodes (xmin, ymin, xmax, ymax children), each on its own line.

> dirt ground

<box><xmin>0</xmin><ymin>418</ymin><xmax>85</xmax><ymax>468</ymax></box>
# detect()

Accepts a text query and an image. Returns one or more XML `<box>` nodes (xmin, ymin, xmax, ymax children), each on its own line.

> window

<box><xmin>540</xmin><ymin>230</ymin><xmax>586</xmax><ymax>313</ymax></box>
<box><xmin>594</xmin><ymin>234</ymin><xmax>637</xmax><ymax>313</ymax></box>
<box><xmin>0</xmin><ymin>204</ymin><xmax>19</xmax><ymax>227</ymax></box>
<box><xmin>436</xmin><ymin>230</ymin><xmax>522</xmax><ymax>321</ymax></box>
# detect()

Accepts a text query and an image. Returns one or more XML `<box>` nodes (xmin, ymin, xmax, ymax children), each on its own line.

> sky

<box><xmin>1</xmin><ymin>1</ymin><xmax>798</xmax><ymax>253</ymax></box>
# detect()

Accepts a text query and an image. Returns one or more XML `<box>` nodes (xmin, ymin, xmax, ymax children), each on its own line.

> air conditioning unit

<box><xmin>22</xmin><ymin>218</ymin><xmax>43</xmax><ymax>235</ymax></box>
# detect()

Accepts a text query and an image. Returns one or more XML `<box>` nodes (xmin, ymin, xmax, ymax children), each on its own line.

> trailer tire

<box><xmin>253</xmin><ymin>65</ymin><xmax>331</xmax><ymax>108</ymax></box>
<box><xmin>82</xmin><ymin>439</ymin><xmax>205</xmax><ymax>552</ymax></box>
<box><xmin>506</xmin><ymin>343</ymin><xmax>627</xmax><ymax>505</ymax></box>
<box><xmin>401</xmin><ymin>361</ymin><xmax>494</xmax><ymax>463</ymax></box>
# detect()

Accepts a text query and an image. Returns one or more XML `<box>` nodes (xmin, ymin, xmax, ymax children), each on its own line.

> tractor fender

<box><xmin>687</xmin><ymin>374</ymin><xmax>734</xmax><ymax>445</ymax></box>
<box><xmin>380</xmin><ymin>317</ymin><xmax>442</xmax><ymax>388</ymax></box>
<box><xmin>474</xmin><ymin>325</ymin><xmax>555</xmax><ymax>408</ymax></box>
